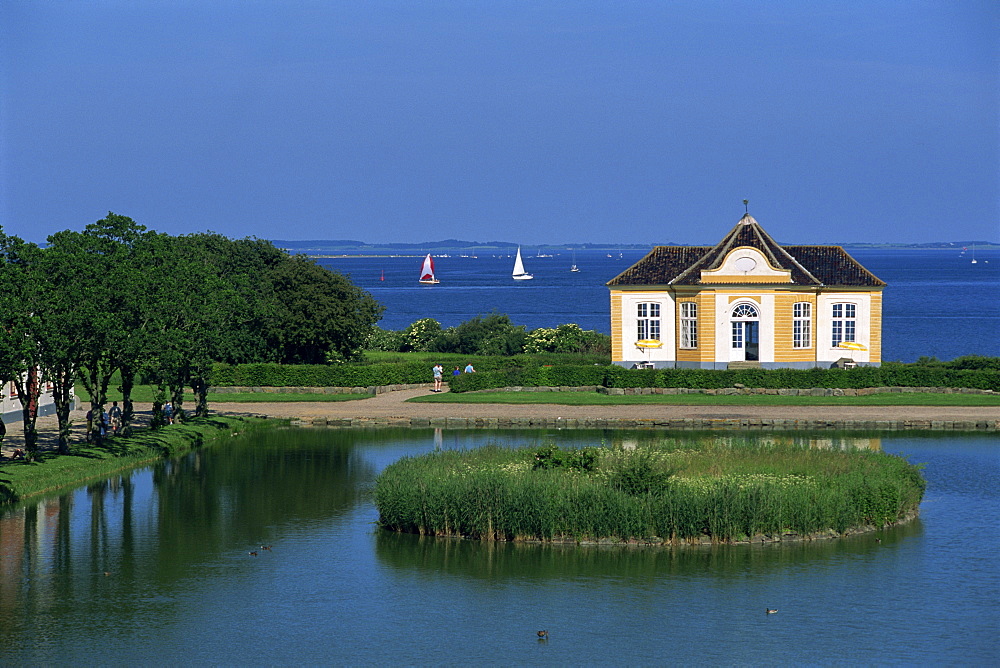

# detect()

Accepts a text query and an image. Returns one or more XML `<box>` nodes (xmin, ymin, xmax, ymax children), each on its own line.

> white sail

<box><xmin>419</xmin><ymin>254</ymin><xmax>440</xmax><ymax>284</ymax></box>
<box><xmin>512</xmin><ymin>247</ymin><xmax>533</xmax><ymax>280</ymax></box>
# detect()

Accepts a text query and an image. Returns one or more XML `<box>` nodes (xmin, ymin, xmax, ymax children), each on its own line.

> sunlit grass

<box><xmin>408</xmin><ymin>391</ymin><xmax>1000</xmax><ymax>406</ymax></box>
<box><xmin>75</xmin><ymin>384</ymin><xmax>372</xmax><ymax>404</ymax></box>
<box><xmin>0</xmin><ymin>416</ymin><xmax>272</xmax><ymax>504</ymax></box>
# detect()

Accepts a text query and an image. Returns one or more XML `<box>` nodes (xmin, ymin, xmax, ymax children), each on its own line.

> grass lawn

<box><xmin>408</xmin><ymin>391</ymin><xmax>1000</xmax><ymax>407</ymax></box>
<box><xmin>205</xmin><ymin>392</ymin><xmax>372</xmax><ymax>403</ymax></box>
<box><xmin>75</xmin><ymin>383</ymin><xmax>372</xmax><ymax>404</ymax></box>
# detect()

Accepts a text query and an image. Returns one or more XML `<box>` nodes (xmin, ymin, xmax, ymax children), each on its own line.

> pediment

<box><xmin>700</xmin><ymin>247</ymin><xmax>792</xmax><ymax>283</ymax></box>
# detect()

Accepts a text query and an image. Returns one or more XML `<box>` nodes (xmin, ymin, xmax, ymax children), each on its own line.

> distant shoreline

<box><xmin>278</xmin><ymin>241</ymin><xmax>1000</xmax><ymax>255</ymax></box>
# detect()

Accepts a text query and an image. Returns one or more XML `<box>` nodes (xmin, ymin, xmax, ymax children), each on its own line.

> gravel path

<box><xmin>3</xmin><ymin>387</ymin><xmax>997</xmax><ymax>456</ymax></box>
<box><xmin>212</xmin><ymin>386</ymin><xmax>1000</xmax><ymax>423</ymax></box>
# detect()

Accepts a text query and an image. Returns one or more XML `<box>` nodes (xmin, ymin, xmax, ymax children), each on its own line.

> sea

<box><xmin>315</xmin><ymin>248</ymin><xmax>1000</xmax><ymax>363</ymax></box>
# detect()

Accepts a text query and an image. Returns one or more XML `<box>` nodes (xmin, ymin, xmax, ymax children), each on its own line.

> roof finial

<box><xmin>743</xmin><ymin>199</ymin><xmax>749</xmax><ymax>214</ymax></box>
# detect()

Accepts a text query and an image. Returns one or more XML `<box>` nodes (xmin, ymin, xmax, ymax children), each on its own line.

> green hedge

<box><xmin>209</xmin><ymin>360</ymin><xmax>999</xmax><ymax>392</ymax></box>
<box><xmin>210</xmin><ymin>354</ymin><xmax>609</xmax><ymax>388</ymax></box>
<box><xmin>210</xmin><ymin>362</ymin><xmax>433</xmax><ymax>387</ymax></box>
<box><xmin>449</xmin><ymin>364</ymin><xmax>1000</xmax><ymax>393</ymax></box>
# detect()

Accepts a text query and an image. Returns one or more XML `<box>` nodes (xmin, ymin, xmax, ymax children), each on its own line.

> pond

<box><xmin>1</xmin><ymin>428</ymin><xmax>997</xmax><ymax>665</ymax></box>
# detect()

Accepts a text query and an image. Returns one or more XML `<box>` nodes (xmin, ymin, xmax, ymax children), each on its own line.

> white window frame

<box><xmin>679</xmin><ymin>302</ymin><xmax>697</xmax><ymax>348</ymax></box>
<box><xmin>730</xmin><ymin>302</ymin><xmax>759</xmax><ymax>350</ymax></box>
<box><xmin>793</xmin><ymin>302</ymin><xmax>812</xmax><ymax>348</ymax></box>
<box><xmin>831</xmin><ymin>302</ymin><xmax>857</xmax><ymax>347</ymax></box>
<box><xmin>637</xmin><ymin>302</ymin><xmax>661</xmax><ymax>341</ymax></box>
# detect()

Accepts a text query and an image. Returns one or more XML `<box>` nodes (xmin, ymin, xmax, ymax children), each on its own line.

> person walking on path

<box><xmin>108</xmin><ymin>401</ymin><xmax>122</xmax><ymax>436</ymax></box>
<box><xmin>464</xmin><ymin>363</ymin><xmax>476</xmax><ymax>373</ymax></box>
<box><xmin>432</xmin><ymin>364</ymin><xmax>443</xmax><ymax>392</ymax></box>
<box><xmin>452</xmin><ymin>366</ymin><xmax>461</xmax><ymax>377</ymax></box>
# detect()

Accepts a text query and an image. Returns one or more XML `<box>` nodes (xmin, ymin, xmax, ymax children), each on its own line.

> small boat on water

<box><xmin>419</xmin><ymin>254</ymin><xmax>440</xmax><ymax>284</ymax></box>
<box><xmin>570</xmin><ymin>250</ymin><xmax>580</xmax><ymax>272</ymax></box>
<box><xmin>512</xmin><ymin>247</ymin><xmax>533</xmax><ymax>280</ymax></box>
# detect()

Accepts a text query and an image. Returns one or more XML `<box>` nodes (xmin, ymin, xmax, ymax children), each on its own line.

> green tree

<box><xmin>0</xmin><ymin>231</ymin><xmax>44</xmax><ymax>455</ymax></box>
<box><xmin>436</xmin><ymin>313</ymin><xmax>525</xmax><ymax>356</ymax></box>
<box><xmin>402</xmin><ymin>318</ymin><xmax>443</xmax><ymax>352</ymax></box>
<box><xmin>33</xmin><ymin>232</ymin><xmax>97</xmax><ymax>453</ymax></box>
<box><xmin>267</xmin><ymin>255</ymin><xmax>384</xmax><ymax>363</ymax></box>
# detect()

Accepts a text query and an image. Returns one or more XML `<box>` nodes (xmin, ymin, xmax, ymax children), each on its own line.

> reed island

<box><xmin>374</xmin><ymin>438</ymin><xmax>926</xmax><ymax>545</ymax></box>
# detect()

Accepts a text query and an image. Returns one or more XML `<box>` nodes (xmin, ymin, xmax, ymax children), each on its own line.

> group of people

<box><xmin>431</xmin><ymin>362</ymin><xmax>475</xmax><ymax>392</ymax></box>
<box><xmin>85</xmin><ymin>401</ymin><xmax>124</xmax><ymax>442</ymax></box>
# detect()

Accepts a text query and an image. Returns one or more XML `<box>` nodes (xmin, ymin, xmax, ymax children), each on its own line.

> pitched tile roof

<box><xmin>607</xmin><ymin>213</ymin><xmax>885</xmax><ymax>288</ymax></box>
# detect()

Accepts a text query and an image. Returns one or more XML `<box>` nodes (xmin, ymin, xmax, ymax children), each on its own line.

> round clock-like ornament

<box><xmin>734</xmin><ymin>256</ymin><xmax>757</xmax><ymax>272</ymax></box>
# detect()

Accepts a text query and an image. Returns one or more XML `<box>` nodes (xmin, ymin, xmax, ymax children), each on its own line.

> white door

<box><xmin>730</xmin><ymin>303</ymin><xmax>760</xmax><ymax>362</ymax></box>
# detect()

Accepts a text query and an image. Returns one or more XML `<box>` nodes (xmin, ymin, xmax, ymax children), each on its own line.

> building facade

<box><xmin>1</xmin><ymin>372</ymin><xmax>67</xmax><ymax>424</ymax></box>
<box><xmin>607</xmin><ymin>213</ymin><xmax>885</xmax><ymax>370</ymax></box>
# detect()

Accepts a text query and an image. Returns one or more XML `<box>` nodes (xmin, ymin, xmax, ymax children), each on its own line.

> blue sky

<box><xmin>1</xmin><ymin>1</ymin><xmax>997</xmax><ymax>246</ymax></box>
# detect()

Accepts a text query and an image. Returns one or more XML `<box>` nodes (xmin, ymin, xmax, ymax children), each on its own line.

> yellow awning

<box><xmin>635</xmin><ymin>339</ymin><xmax>663</xmax><ymax>349</ymax></box>
<box><xmin>838</xmin><ymin>341</ymin><xmax>867</xmax><ymax>351</ymax></box>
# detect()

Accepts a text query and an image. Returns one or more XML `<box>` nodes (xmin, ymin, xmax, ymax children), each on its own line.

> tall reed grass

<box><xmin>374</xmin><ymin>438</ymin><xmax>925</xmax><ymax>544</ymax></box>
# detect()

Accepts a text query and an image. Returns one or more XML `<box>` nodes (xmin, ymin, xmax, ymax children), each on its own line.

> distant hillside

<box><xmin>273</xmin><ymin>239</ymin><xmax>999</xmax><ymax>253</ymax></box>
<box><xmin>272</xmin><ymin>239</ymin><xmax>655</xmax><ymax>252</ymax></box>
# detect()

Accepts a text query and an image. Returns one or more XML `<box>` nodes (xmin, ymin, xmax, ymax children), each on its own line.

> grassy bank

<box><xmin>0</xmin><ymin>416</ymin><xmax>276</xmax><ymax>505</ymax></box>
<box><xmin>410</xmin><ymin>391</ymin><xmax>1000</xmax><ymax>407</ymax></box>
<box><xmin>374</xmin><ymin>438</ymin><xmax>926</xmax><ymax>544</ymax></box>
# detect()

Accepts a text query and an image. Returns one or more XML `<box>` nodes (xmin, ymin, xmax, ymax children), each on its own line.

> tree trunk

<box><xmin>50</xmin><ymin>364</ymin><xmax>76</xmax><ymax>455</ymax></box>
<box><xmin>151</xmin><ymin>385</ymin><xmax>166</xmax><ymax>429</ymax></box>
<box><xmin>119</xmin><ymin>363</ymin><xmax>136</xmax><ymax>436</ymax></box>
<box><xmin>191</xmin><ymin>375</ymin><xmax>209</xmax><ymax>418</ymax></box>
<box><xmin>82</xmin><ymin>360</ymin><xmax>113</xmax><ymax>445</ymax></box>
<box><xmin>12</xmin><ymin>368</ymin><xmax>40</xmax><ymax>457</ymax></box>
<box><xmin>170</xmin><ymin>384</ymin><xmax>186</xmax><ymax>423</ymax></box>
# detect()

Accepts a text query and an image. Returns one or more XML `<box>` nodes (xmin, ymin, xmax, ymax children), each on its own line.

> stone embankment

<box><xmin>234</xmin><ymin>384</ymin><xmax>998</xmax><ymax>432</ymax></box>
<box><xmin>293</xmin><ymin>415</ymin><xmax>997</xmax><ymax>431</ymax></box>
<box><xmin>3</xmin><ymin>384</ymin><xmax>997</xmax><ymax>457</ymax></box>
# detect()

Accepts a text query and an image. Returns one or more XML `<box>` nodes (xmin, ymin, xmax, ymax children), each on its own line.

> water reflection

<box><xmin>0</xmin><ymin>428</ymin><xmax>376</xmax><ymax>654</ymax></box>
<box><xmin>0</xmin><ymin>429</ymin><xmax>994</xmax><ymax>665</ymax></box>
<box><xmin>374</xmin><ymin>517</ymin><xmax>923</xmax><ymax>581</ymax></box>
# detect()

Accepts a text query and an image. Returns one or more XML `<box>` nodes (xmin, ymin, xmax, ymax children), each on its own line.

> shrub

<box><xmin>402</xmin><ymin>318</ymin><xmax>443</xmax><ymax>352</ymax></box>
<box><xmin>532</xmin><ymin>445</ymin><xmax>599</xmax><ymax>472</ymax></box>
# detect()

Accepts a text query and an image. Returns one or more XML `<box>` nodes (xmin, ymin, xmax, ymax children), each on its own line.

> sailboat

<box><xmin>512</xmin><ymin>247</ymin><xmax>533</xmax><ymax>280</ymax></box>
<box><xmin>418</xmin><ymin>254</ymin><xmax>440</xmax><ymax>284</ymax></box>
<box><xmin>971</xmin><ymin>244</ymin><xmax>977</xmax><ymax>264</ymax></box>
<box><xmin>570</xmin><ymin>250</ymin><xmax>581</xmax><ymax>272</ymax></box>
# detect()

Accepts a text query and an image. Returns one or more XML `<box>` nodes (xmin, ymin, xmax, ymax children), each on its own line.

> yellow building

<box><xmin>607</xmin><ymin>212</ymin><xmax>885</xmax><ymax>370</ymax></box>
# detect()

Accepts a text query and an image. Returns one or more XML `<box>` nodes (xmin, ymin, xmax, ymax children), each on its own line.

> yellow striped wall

<box><xmin>610</xmin><ymin>292</ymin><xmax>623</xmax><ymax>361</ymax></box>
<box><xmin>870</xmin><ymin>292</ymin><xmax>882</xmax><ymax>363</ymax></box>
<box><xmin>675</xmin><ymin>291</ymin><xmax>716</xmax><ymax>363</ymax></box>
<box><xmin>773</xmin><ymin>292</ymin><xmax>818</xmax><ymax>363</ymax></box>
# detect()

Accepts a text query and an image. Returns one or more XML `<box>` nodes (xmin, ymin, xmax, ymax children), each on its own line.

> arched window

<box><xmin>731</xmin><ymin>303</ymin><xmax>759</xmax><ymax>319</ymax></box>
<box><xmin>730</xmin><ymin>302</ymin><xmax>760</xmax><ymax>360</ymax></box>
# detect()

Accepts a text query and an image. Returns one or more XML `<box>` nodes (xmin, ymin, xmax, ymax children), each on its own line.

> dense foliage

<box><xmin>368</xmin><ymin>316</ymin><xmax>610</xmax><ymax>356</ymax></box>
<box><xmin>0</xmin><ymin>214</ymin><xmax>382</xmax><ymax>455</ymax></box>
<box><xmin>374</xmin><ymin>439</ymin><xmax>926</xmax><ymax>543</ymax></box>
<box><xmin>210</xmin><ymin>353</ymin><xmax>609</xmax><ymax>387</ymax></box>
